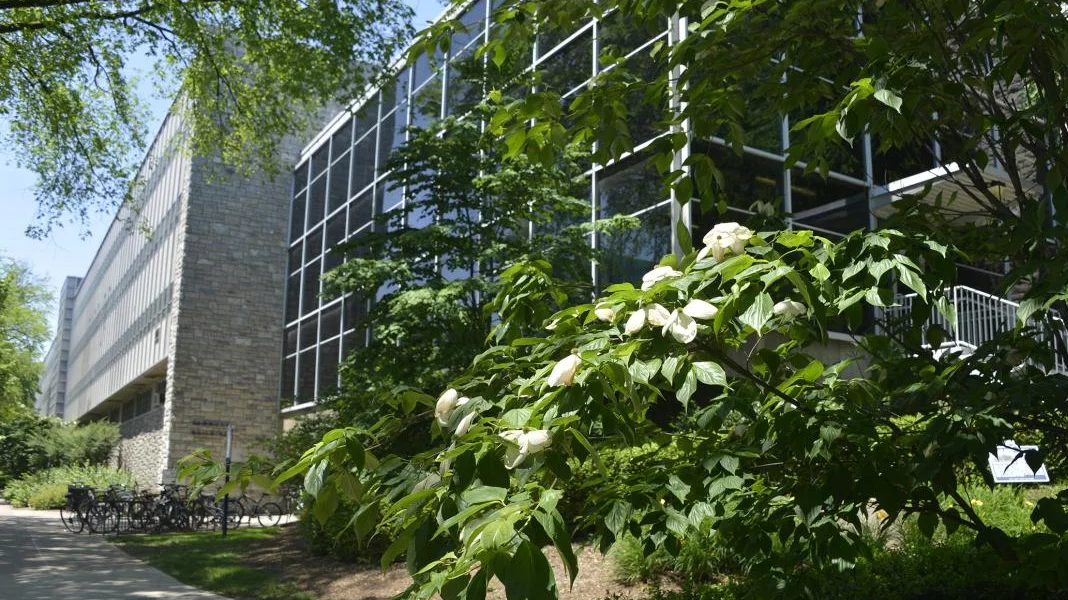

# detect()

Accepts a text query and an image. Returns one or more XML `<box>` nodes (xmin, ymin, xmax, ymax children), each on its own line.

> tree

<box><xmin>0</xmin><ymin>0</ymin><xmax>412</xmax><ymax>236</ymax></box>
<box><xmin>274</xmin><ymin>0</ymin><xmax>1068</xmax><ymax>596</ymax></box>
<box><xmin>0</xmin><ymin>258</ymin><xmax>51</xmax><ymax>419</ymax></box>
<box><xmin>318</xmin><ymin>99</ymin><xmax>637</xmax><ymax>453</ymax></box>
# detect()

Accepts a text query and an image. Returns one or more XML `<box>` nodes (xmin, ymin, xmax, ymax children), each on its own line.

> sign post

<box><xmin>221</xmin><ymin>424</ymin><xmax>234</xmax><ymax>536</ymax></box>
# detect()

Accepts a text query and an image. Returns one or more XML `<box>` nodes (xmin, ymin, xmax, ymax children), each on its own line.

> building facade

<box><xmin>281</xmin><ymin>2</ymin><xmax>1022</xmax><ymax>410</ymax></box>
<box><xmin>36</xmin><ymin>276</ymin><xmax>81</xmax><ymax>418</ymax></box>
<box><xmin>39</xmin><ymin>106</ymin><xmax>297</xmax><ymax>486</ymax></box>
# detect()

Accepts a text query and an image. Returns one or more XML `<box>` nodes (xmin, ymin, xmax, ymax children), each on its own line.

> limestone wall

<box><xmin>114</xmin><ymin>405</ymin><xmax>167</xmax><ymax>488</ymax></box>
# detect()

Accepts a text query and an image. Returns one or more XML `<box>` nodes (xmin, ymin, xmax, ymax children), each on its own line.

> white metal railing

<box><xmin>881</xmin><ymin>286</ymin><xmax>1067</xmax><ymax>374</ymax></box>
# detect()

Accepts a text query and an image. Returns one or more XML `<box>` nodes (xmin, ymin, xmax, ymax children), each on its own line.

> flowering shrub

<box><xmin>279</xmin><ymin>224</ymin><xmax>1068</xmax><ymax>598</ymax></box>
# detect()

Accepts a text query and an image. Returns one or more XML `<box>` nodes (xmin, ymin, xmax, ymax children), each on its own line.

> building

<box><xmin>281</xmin><ymin>1</ymin><xmax>1035</xmax><ymax>410</ymax></box>
<box><xmin>36</xmin><ymin>276</ymin><xmax>81</xmax><ymax>418</ymax></box>
<box><xmin>38</xmin><ymin>106</ymin><xmax>298</xmax><ymax>486</ymax></box>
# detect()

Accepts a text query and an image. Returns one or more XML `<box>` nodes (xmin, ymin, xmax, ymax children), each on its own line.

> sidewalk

<box><xmin>0</xmin><ymin>503</ymin><xmax>230</xmax><ymax>599</ymax></box>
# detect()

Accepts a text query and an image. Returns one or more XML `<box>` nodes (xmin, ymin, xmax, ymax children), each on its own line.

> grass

<box><xmin>113</xmin><ymin>527</ymin><xmax>315</xmax><ymax>600</ymax></box>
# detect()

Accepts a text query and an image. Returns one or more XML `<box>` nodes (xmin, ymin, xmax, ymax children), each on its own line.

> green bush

<box><xmin>27</xmin><ymin>483</ymin><xmax>69</xmax><ymax>509</ymax></box>
<box><xmin>29</xmin><ymin>419</ymin><xmax>120</xmax><ymax>466</ymax></box>
<box><xmin>2</xmin><ymin>463</ymin><xmax>135</xmax><ymax>508</ymax></box>
<box><xmin>0</xmin><ymin>413</ymin><xmax>58</xmax><ymax>487</ymax></box>
<box><xmin>298</xmin><ymin>497</ymin><xmax>390</xmax><ymax>563</ymax></box>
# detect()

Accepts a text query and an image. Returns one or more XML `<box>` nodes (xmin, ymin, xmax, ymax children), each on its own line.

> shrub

<box><xmin>298</xmin><ymin>497</ymin><xmax>391</xmax><ymax>563</ymax></box>
<box><xmin>27</xmin><ymin>483</ymin><xmax>68</xmax><ymax>509</ymax></box>
<box><xmin>2</xmin><ymin>464</ymin><xmax>135</xmax><ymax>507</ymax></box>
<box><xmin>0</xmin><ymin>413</ymin><xmax>58</xmax><ymax>487</ymax></box>
<box><xmin>29</xmin><ymin>419</ymin><xmax>120</xmax><ymax>466</ymax></box>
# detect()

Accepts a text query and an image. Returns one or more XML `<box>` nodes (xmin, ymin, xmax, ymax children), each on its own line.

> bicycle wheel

<box><xmin>87</xmin><ymin>502</ymin><xmax>118</xmax><ymax>534</ymax></box>
<box><xmin>256</xmin><ymin>502</ymin><xmax>283</xmax><ymax>528</ymax></box>
<box><xmin>60</xmin><ymin>506</ymin><xmax>84</xmax><ymax>533</ymax></box>
<box><xmin>126</xmin><ymin>500</ymin><xmax>150</xmax><ymax>532</ymax></box>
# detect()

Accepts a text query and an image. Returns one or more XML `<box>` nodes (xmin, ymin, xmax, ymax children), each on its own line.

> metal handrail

<box><xmin>882</xmin><ymin>285</ymin><xmax>1066</xmax><ymax>374</ymax></box>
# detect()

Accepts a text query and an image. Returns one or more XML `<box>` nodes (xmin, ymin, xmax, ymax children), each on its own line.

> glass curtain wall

<box><xmin>280</xmin><ymin>5</ymin><xmax>884</xmax><ymax>408</ymax></box>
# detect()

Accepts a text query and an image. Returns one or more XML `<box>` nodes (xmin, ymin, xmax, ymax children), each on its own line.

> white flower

<box><xmin>501</xmin><ymin>429</ymin><xmax>552</xmax><ymax>470</ymax></box>
<box><xmin>772</xmin><ymin>299</ymin><xmax>807</xmax><ymax>318</ymax></box>
<box><xmin>700</xmin><ymin>222</ymin><xmax>754</xmax><ymax>262</ymax></box>
<box><xmin>547</xmin><ymin>352</ymin><xmax>581</xmax><ymax>387</ymax></box>
<box><xmin>624</xmin><ymin>308</ymin><xmax>647</xmax><ymax>335</ymax></box>
<box><xmin>545</xmin><ymin>318</ymin><xmax>560</xmax><ymax>331</ymax></box>
<box><xmin>454</xmin><ymin>411</ymin><xmax>477</xmax><ymax>437</ymax></box>
<box><xmin>641</xmin><ymin>265</ymin><xmax>683</xmax><ymax>291</ymax></box>
<box><xmin>644</xmin><ymin>303</ymin><xmax>672</xmax><ymax>327</ymax></box>
<box><xmin>435</xmin><ymin>388</ymin><xmax>459</xmax><ymax>426</ymax></box>
<box><xmin>594</xmin><ymin>303</ymin><xmax>617</xmax><ymax>322</ymax></box>
<box><xmin>682</xmin><ymin>299</ymin><xmax>718</xmax><ymax>320</ymax></box>
<box><xmin>662</xmin><ymin>310</ymin><xmax>698</xmax><ymax>344</ymax></box>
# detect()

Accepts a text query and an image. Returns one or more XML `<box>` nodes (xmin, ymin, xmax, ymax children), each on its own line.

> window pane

<box><xmin>301</xmin><ymin>261</ymin><xmax>321</xmax><ymax>315</ymax></box>
<box><xmin>597</xmin><ymin>205</ymin><xmax>671</xmax><ymax>290</ymax></box>
<box><xmin>290</xmin><ymin>189</ymin><xmax>306</xmax><ymax>241</ymax></box>
<box><xmin>354</xmin><ymin>96</ymin><xmax>379</xmax><ymax>141</ymax></box>
<box><xmin>311</xmin><ymin>145</ymin><xmax>329</xmax><ymax>179</ymax></box>
<box><xmin>318</xmin><ymin>340</ymin><xmax>341</xmax><ymax>395</ymax></box>
<box><xmin>281</xmin><ymin>356</ymin><xmax>296</xmax><ymax>401</ymax></box>
<box><xmin>308</xmin><ymin>174</ymin><xmax>327</xmax><ymax>226</ymax></box>
<box><xmin>597</xmin><ymin>154</ymin><xmax>664</xmax><ymax>218</ymax></box>
<box><xmin>284</xmin><ymin>325</ymin><xmax>298</xmax><ymax>357</ymax></box>
<box><xmin>294</xmin><ymin>161</ymin><xmax>309</xmax><ymax>192</ymax></box>
<box><xmin>331</xmin><ymin>120</ymin><xmax>352</xmax><ymax>157</ymax></box>
<box><xmin>297</xmin><ymin>349</ymin><xmax>316</xmax><ymax>400</ymax></box>
<box><xmin>790</xmin><ymin>170</ymin><xmax>865</xmax><ymax>214</ymax></box>
<box><xmin>320</xmin><ymin>303</ymin><xmax>342</xmax><ymax>340</ymax></box>
<box><xmin>539</xmin><ymin>31</ymin><xmax>592</xmax><ymax>96</ymax></box>
<box><xmin>349</xmin><ymin>189</ymin><xmax>375</xmax><ymax>232</ymax></box>
<box><xmin>299</xmin><ymin>315</ymin><xmax>318</xmax><ymax>350</ymax></box>
<box><xmin>305</xmin><ymin>226</ymin><xmax>323</xmax><ymax>265</ymax></box>
<box><xmin>692</xmin><ymin>141</ymin><xmax>784</xmax><ymax>213</ymax></box>
<box><xmin>285</xmin><ymin>274</ymin><xmax>300</xmax><ymax>324</ymax></box>
<box><xmin>328</xmin><ymin>152</ymin><xmax>350</xmax><ymax>214</ymax></box>
<box><xmin>352</xmin><ymin>132</ymin><xmax>377</xmax><ymax>195</ymax></box>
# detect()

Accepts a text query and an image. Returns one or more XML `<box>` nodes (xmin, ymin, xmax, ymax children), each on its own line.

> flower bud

<box><xmin>547</xmin><ymin>352</ymin><xmax>581</xmax><ymax>387</ymax></box>
<box><xmin>772</xmin><ymin>299</ymin><xmax>807</xmax><ymax>318</ymax></box>
<box><xmin>594</xmin><ymin>303</ymin><xmax>617</xmax><ymax>322</ymax></box>
<box><xmin>623</xmin><ymin>308</ymin><xmax>647</xmax><ymax>335</ymax></box>
<box><xmin>682</xmin><ymin>299</ymin><xmax>718</xmax><ymax>320</ymax></box>
<box><xmin>644</xmin><ymin>303</ymin><xmax>671</xmax><ymax>327</ymax></box>
<box><xmin>641</xmin><ymin>265</ymin><xmax>683</xmax><ymax>291</ymax></box>
<box><xmin>435</xmin><ymin>388</ymin><xmax>459</xmax><ymax>426</ymax></box>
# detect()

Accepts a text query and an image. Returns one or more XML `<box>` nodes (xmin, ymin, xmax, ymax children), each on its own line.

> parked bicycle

<box><xmin>236</xmin><ymin>492</ymin><xmax>283</xmax><ymax>527</ymax></box>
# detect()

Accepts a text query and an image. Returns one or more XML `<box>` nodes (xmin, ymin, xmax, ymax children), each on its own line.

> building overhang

<box><xmin>870</xmin><ymin>161</ymin><xmax>1018</xmax><ymax>223</ymax></box>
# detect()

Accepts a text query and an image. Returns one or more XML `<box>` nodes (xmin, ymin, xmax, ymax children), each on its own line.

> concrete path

<box><xmin>0</xmin><ymin>504</ymin><xmax>230</xmax><ymax>600</ymax></box>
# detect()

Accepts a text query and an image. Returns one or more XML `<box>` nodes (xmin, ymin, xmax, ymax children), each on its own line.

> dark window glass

<box><xmin>872</xmin><ymin>137</ymin><xmax>936</xmax><ymax>185</ymax></box>
<box><xmin>692</xmin><ymin>141</ymin><xmax>784</xmax><ymax>213</ymax></box>
<box><xmin>378</xmin><ymin>108</ymin><xmax>400</xmax><ymax>171</ymax></box>
<box><xmin>789</xmin><ymin>93</ymin><xmax>865</xmax><ymax>178</ymax></box>
<box><xmin>318</xmin><ymin>340</ymin><xmax>341</xmax><ymax>394</ymax></box>
<box><xmin>287</xmin><ymin>244</ymin><xmax>302</xmax><ymax>274</ymax></box>
<box><xmin>285</xmin><ymin>273</ymin><xmax>300</xmax><ymax>324</ymax></box>
<box><xmin>281</xmin><ymin>356</ymin><xmax>296</xmax><ymax>401</ymax></box>
<box><xmin>342</xmin><ymin>329</ymin><xmax>364</xmax><ymax>359</ymax></box>
<box><xmin>311</xmin><ymin>145</ymin><xmax>330</xmax><ymax>178</ymax></box>
<box><xmin>350</xmin><ymin>190</ymin><xmax>375</xmax><ymax>231</ymax></box>
<box><xmin>325</xmin><ymin>213</ymin><xmax>346</xmax><ymax>272</ymax></box>
<box><xmin>620</xmin><ymin>46</ymin><xmax>665</xmax><ymax>145</ymax></box>
<box><xmin>302</xmin><ymin>261</ymin><xmax>321</xmax><ymax>315</ymax></box>
<box><xmin>412</xmin><ymin>52</ymin><xmax>435</xmax><ymax>91</ymax></box>
<box><xmin>320</xmin><ymin>303</ymin><xmax>342</xmax><ymax>340</ymax></box>
<box><xmin>412</xmin><ymin>81</ymin><xmax>442</xmax><ymax>131</ymax></box>
<box><xmin>284</xmin><ymin>325</ymin><xmax>298</xmax><ymax>357</ymax></box>
<box><xmin>308</xmin><ymin>174</ymin><xmax>327</xmax><ymax>226</ymax></box>
<box><xmin>352</xmin><ymin>132</ymin><xmax>377</xmax><ymax>195</ymax></box>
<box><xmin>297</xmin><ymin>349</ymin><xmax>316</xmax><ymax>399</ymax></box>
<box><xmin>328</xmin><ymin>152</ymin><xmax>350</xmax><ymax>214</ymax></box>
<box><xmin>331</xmin><ymin>120</ymin><xmax>352</xmax><ymax>157</ymax></box>
<box><xmin>597</xmin><ymin>204</ymin><xmax>671</xmax><ymax>290</ymax></box>
<box><xmin>597</xmin><ymin>154</ymin><xmax>664</xmax><ymax>218</ymax></box>
<box><xmin>354</xmin><ymin>97</ymin><xmax>380</xmax><ymax>141</ymax></box>
<box><xmin>290</xmin><ymin>189</ymin><xmax>307</xmax><ymax>241</ymax></box>
<box><xmin>791</xmin><ymin>170</ymin><xmax>865</xmax><ymax>214</ymax></box>
<box><xmin>299</xmin><ymin>315</ymin><xmax>318</xmax><ymax>350</ymax></box>
<box><xmin>539</xmin><ymin>31</ymin><xmax>592</xmax><ymax>96</ymax></box>
<box><xmin>294</xmin><ymin>161</ymin><xmax>309</xmax><ymax>192</ymax></box>
<box><xmin>305</xmin><ymin>226</ymin><xmax>323</xmax><ymax>265</ymax></box>
<box><xmin>344</xmin><ymin>293</ymin><xmax>368</xmax><ymax>332</ymax></box>
<box><xmin>792</xmin><ymin>195</ymin><xmax>869</xmax><ymax>238</ymax></box>
<box><xmin>599</xmin><ymin>9</ymin><xmax>662</xmax><ymax>59</ymax></box>
<box><xmin>447</xmin><ymin>52</ymin><xmax>485</xmax><ymax>116</ymax></box>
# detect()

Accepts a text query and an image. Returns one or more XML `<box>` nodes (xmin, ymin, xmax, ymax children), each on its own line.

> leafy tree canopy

<box><xmin>0</xmin><ymin>258</ymin><xmax>51</xmax><ymax>420</ymax></box>
<box><xmin>0</xmin><ymin>0</ymin><xmax>412</xmax><ymax>236</ymax></box>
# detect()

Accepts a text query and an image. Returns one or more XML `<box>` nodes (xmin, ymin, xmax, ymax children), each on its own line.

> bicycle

<box><xmin>236</xmin><ymin>492</ymin><xmax>283</xmax><ymax>527</ymax></box>
<box><xmin>59</xmin><ymin>483</ymin><xmax>93</xmax><ymax>534</ymax></box>
<box><xmin>191</xmin><ymin>493</ymin><xmax>244</xmax><ymax>531</ymax></box>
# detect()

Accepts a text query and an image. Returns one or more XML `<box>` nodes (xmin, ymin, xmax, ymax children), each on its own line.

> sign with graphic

<box><xmin>988</xmin><ymin>440</ymin><xmax>1051</xmax><ymax>484</ymax></box>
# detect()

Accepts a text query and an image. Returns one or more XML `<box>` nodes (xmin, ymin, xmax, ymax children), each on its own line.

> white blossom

<box><xmin>773</xmin><ymin>299</ymin><xmax>807</xmax><ymax>318</ymax></box>
<box><xmin>645</xmin><ymin>303</ymin><xmax>672</xmax><ymax>327</ymax></box>
<box><xmin>501</xmin><ymin>429</ymin><xmax>553</xmax><ymax>470</ymax></box>
<box><xmin>547</xmin><ymin>352</ymin><xmax>581</xmax><ymax>387</ymax></box>
<box><xmin>662</xmin><ymin>310</ymin><xmax>698</xmax><ymax>344</ymax></box>
<box><xmin>641</xmin><ymin>265</ymin><xmax>683</xmax><ymax>291</ymax></box>
<box><xmin>454</xmin><ymin>411</ymin><xmax>477</xmax><ymax>437</ymax></box>
<box><xmin>682</xmin><ymin>299</ymin><xmax>719</xmax><ymax>320</ymax></box>
<box><xmin>545</xmin><ymin>318</ymin><xmax>560</xmax><ymax>331</ymax></box>
<box><xmin>594</xmin><ymin>303</ymin><xmax>617</xmax><ymax>322</ymax></box>
<box><xmin>623</xmin><ymin>308</ymin><xmax>647</xmax><ymax>335</ymax></box>
<box><xmin>700</xmin><ymin>222</ymin><xmax>754</xmax><ymax>262</ymax></box>
<box><xmin>435</xmin><ymin>388</ymin><xmax>459</xmax><ymax>426</ymax></box>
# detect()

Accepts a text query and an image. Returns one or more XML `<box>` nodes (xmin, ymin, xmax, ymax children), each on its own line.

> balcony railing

<box><xmin>881</xmin><ymin>285</ymin><xmax>1067</xmax><ymax>374</ymax></box>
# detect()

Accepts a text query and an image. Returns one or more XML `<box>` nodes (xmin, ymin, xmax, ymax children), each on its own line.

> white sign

<box><xmin>988</xmin><ymin>440</ymin><xmax>1051</xmax><ymax>484</ymax></box>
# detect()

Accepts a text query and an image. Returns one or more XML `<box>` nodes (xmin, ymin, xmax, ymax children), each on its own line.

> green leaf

<box><xmin>667</xmin><ymin>474</ymin><xmax>691</xmax><ymax>502</ymax></box>
<box><xmin>917</xmin><ymin>511</ymin><xmax>938</xmax><ymax>539</ymax></box>
<box><xmin>304</xmin><ymin>460</ymin><xmax>327</xmax><ymax>497</ymax></box>
<box><xmin>605</xmin><ymin>500</ymin><xmax>633</xmax><ymax>536</ymax></box>
<box><xmin>462</xmin><ymin>486</ymin><xmax>508</xmax><ymax>506</ymax></box>
<box><xmin>677</xmin><ymin>367</ymin><xmax>698</xmax><ymax>408</ymax></box>
<box><xmin>691</xmin><ymin>361</ymin><xmax>727</xmax><ymax>386</ymax></box>
<box><xmin>313</xmin><ymin>483</ymin><xmax>339</xmax><ymax>525</ymax></box>
<box><xmin>501</xmin><ymin>408</ymin><xmax>533</xmax><ymax>428</ymax></box>
<box><xmin>874</xmin><ymin>88</ymin><xmax>903</xmax><ymax>113</ymax></box>
<box><xmin>896</xmin><ymin>265</ymin><xmax>927</xmax><ymax>297</ymax></box>
<box><xmin>738</xmin><ymin>292</ymin><xmax>774</xmax><ymax>333</ymax></box>
<box><xmin>534</xmin><ymin>507</ymin><xmax>578</xmax><ymax>586</ymax></box>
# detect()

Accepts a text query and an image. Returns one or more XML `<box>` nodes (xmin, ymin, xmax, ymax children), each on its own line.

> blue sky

<box><xmin>0</xmin><ymin>0</ymin><xmax>445</xmax><ymax>337</ymax></box>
